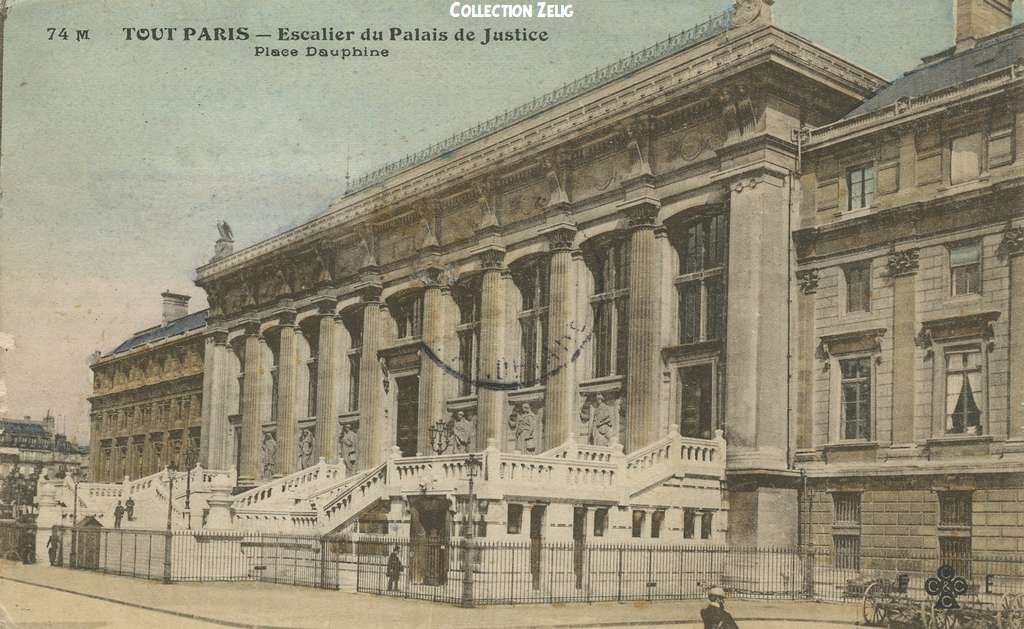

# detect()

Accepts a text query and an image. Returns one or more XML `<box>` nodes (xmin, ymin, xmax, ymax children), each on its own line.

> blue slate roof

<box><xmin>110</xmin><ymin>309</ymin><xmax>208</xmax><ymax>355</ymax></box>
<box><xmin>0</xmin><ymin>420</ymin><xmax>48</xmax><ymax>435</ymax></box>
<box><xmin>848</xmin><ymin>23</ymin><xmax>1024</xmax><ymax>117</ymax></box>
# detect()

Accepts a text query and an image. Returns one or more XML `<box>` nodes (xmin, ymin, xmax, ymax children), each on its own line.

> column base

<box><xmin>725</xmin><ymin>471</ymin><xmax>800</xmax><ymax>548</ymax></box>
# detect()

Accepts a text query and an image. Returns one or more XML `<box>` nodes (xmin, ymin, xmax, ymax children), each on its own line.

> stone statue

<box><xmin>261</xmin><ymin>432</ymin><xmax>277</xmax><ymax>479</ymax></box>
<box><xmin>213</xmin><ymin>221</ymin><xmax>235</xmax><ymax>260</ymax></box>
<box><xmin>297</xmin><ymin>428</ymin><xmax>315</xmax><ymax>469</ymax></box>
<box><xmin>340</xmin><ymin>423</ymin><xmax>358</xmax><ymax>474</ymax></box>
<box><xmin>590</xmin><ymin>393</ymin><xmax>615</xmax><ymax>446</ymax></box>
<box><xmin>217</xmin><ymin>220</ymin><xmax>234</xmax><ymax>241</ymax></box>
<box><xmin>508</xmin><ymin>403</ymin><xmax>540</xmax><ymax>453</ymax></box>
<box><xmin>451</xmin><ymin>411</ymin><xmax>474</xmax><ymax>454</ymax></box>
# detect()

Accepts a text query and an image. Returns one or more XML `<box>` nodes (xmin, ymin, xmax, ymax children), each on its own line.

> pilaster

<box><xmin>795</xmin><ymin>270</ymin><xmax>817</xmax><ymax>450</ymax></box>
<box><xmin>1001</xmin><ymin>226</ymin><xmax>1024</xmax><ymax>440</ymax></box>
<box><xmin>273</xmin><ymin>312</ymin><xmax>299</xmax><ymax>476</ymax></box>
<box><xmin>419</xmin><ymin>268</ymin><xmax>450</xmax><ymax>454</ymax></box>
<box><xmin>888</xmin><ymin>248</ymin><xmax>919</xmax><ymax>444</ymax></box>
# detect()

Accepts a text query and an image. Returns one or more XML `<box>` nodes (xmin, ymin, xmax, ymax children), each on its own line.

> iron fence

<box><xmin>4</xmin><ymin>520</ymin><xmax>1023</xmax><ymax>608</ymax></box>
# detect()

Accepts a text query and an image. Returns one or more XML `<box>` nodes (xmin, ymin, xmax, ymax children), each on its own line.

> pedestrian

<box><xmin>46</xmin><ymin>529</ymin><xmax>60</xmax><ymax>566</ymax></box>
<box><xmin>386</xmin><ymin>545</ymin><xmax>403</xmax><ymax>592</ymax></box>
<box><xmin>113</xmin><ymin>501</ymin><xmax>125</xmax><ymax>529</ymax></box>
<box><xmin>701</xmin><ymin>585</ymin><xmax>739</xmax><ymax>629</ymax></box>
<box><xmin>125</xmin><ymin>496</ymin><xmax>135</xmax><ymax>521</ymax></box>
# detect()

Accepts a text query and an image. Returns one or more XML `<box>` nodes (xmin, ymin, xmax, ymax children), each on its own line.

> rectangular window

<box><xmin>454</xmin><ymin>282</ymin><xmax>482</xmax><ymax>396</ymax></box>
<box><xmin>393</xmin><ymin>294</ymin><xmax>424</xmax><ymax>340</ymax></box>
<box><xmin>832</xmin><ymin>492</ymin><xmax>862</xmax><ymax>525</ymax></box>
<box><xmin>840</xmin><ymin>358</ymin><xmax>871</xmax><ymax>440</ymax></box>
<box><xmin>651</xmin><ymin>510</ymin><xmax>665</xmax><ymax>539</ymax></box>
<box><xmin>834</xmin><ymin>535</ymin><xmax>861</xmax><ymax>570</ymax></box>
<box><xmin>945</xmin><ymin>349</ymin><xmax>982</xmax><ymax>434</ymax></box>
<box><xmin>845</xmin><ymin>263</ymin><xmax>871</xmax><ymax>313</ymax></box>
<box><xmin>507</xmin><ymin>504</ymin><xmax>523</xmax><ymax>535</ymax></box>
<box><xmin>940</xmin><ymin>537</ymin><xmax>972</xmax><ymax>579</ymax></box>
<box><xmin>950</xmin><ymin>134</ymin><xmax>982</xmax><ymax>185</ymax></box>
<box><xmin>950</xmin><ymin>242</ymin><xmax>981</xmax><ymax>296</ymax></box>
<box><xmin>307</xmin><ymin>359</ymin><xmax>318</xmax><ymax>418</ymax></box>
<box><xmin>939</xmin><ymin>491</ymin><xmax>972</xmax><ymax>528</ymax></box>
<box><xmin>679</xmin><ymin>364</ymin><xmax>714</xmax><ymax>439</ymax></box>
<box><xmin>515</xmin><ymin>258</ymin><xmax>550</xmax><ymax>387</ymax></box>
<box><xmin>847</xmin><ymin>164</ymin><xmax>875</xmax><ymax>210</ymax></box>
<box><xmin>590</xmin><ymin>240</ymin><xmax>630</xmax><ymax>378</ymax></box>
<box><xmin>700</xmin><ymin>511</ymin><xmax>713</xmax><ymax>540</ymax></box>
<box><xmin>593</xmin><ymin>508</ymin><xmax>608</xmax><ymax>537</ymax></box>
<box><xmin>674</xmin><ymin>215</ymin><xmax>728</xmax><ymax>344</ymax></box>
<box><xmin>269</xmin><ymin>367</ymin><xmax>279</xmax><ymax>422</ymax></box>
<box><xmin>348</xmin><ymin>354</ymin><xmax>360</xmax><ymax>412</ymax></box>
<box><xmin>631</xmin><ymin>510</ymin><xmax>646</xmax><ymax>538</ymax></box>
<box><xmin>683</xmin><ymin>509</ymin><xmax>696</xmax><ymax>539</ymax></box>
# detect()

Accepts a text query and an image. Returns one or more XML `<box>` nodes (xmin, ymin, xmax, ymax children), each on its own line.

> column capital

<box><xmin>415</xmin><ymin>265</ymin><xmax>454</xmax><ymax>289</ymax></box>
<box><xmin>795</xmin><ymin>269</ymin><xmax>820</xmax><ymax>294</ymax></box>
<box><xmin>618</xmin><ymin>197</ymin><xmax>661</xmax><ymax>230</ymax></box>
<box><xmin>474</xmin><ymin>245</ymin><xmax>506</xmax><ymax>271</ymax></box>
<box><xmin>998</xmin><ymin>225</ymin><xmax>1024</xmax><ymax>258</ymax></box>
<box><xmin>887</xmin><ymin>248</ymin><xmax>920</xmax><ymax>277</ymax></box>
<box><xmin>232</xmin><ymin>319</ymin><xmax>261</xmax><ymax>337</ymax></box>
<box><xmin>540</xmin><ymin>223</ymin><xmax>577</xmax><ymax>252</ymax></box>
<box><xmin>308</xmin><ymin>296</ymin><xmax>338</xmax><ymax>316</ymax></box>
<box><xmin>358</xmin><ymin>285</ymin><xmax>383</xmax><ymax>304</ymax></box>
<box><xmin>205</xmin><ymin>329</ymin><xmax>229</xmax><ymax>345</ymax></box>
<box><xmin>711</xmin><ymin>162</ymin><xmax>788</xmax><ymax>193</ymax></box>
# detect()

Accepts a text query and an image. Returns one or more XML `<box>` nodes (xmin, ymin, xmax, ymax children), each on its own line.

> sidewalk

<box><xmin>0</xmin><ymin>562</ymin><xmax>862</xmax><ymax>629</ymax></box>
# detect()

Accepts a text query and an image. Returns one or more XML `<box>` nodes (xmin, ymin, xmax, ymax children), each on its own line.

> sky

<box><xmin>0</xmin><ymin>0</ymin><xmax>1019</xmax><ymax>444</ymax></box>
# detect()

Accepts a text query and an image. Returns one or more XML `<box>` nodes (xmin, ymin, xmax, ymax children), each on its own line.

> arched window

<box><xmin>671</xmin><ymin>213</ymin><xmax>728</xmax><ymax>344</ymax></box>
<box><xmin>453</xmin><ymin>277</ymin><xmax>482</xmax><ymax>396</ymax></box>
<box><xmin>587</xmin><ymin>238</ymin><xmax>630</xmax><ymax>378</ymax></box>
<box><xmin>513</xmin><ymin>257</ymin><xmax>550</xmax><ymax>387</ymax></box>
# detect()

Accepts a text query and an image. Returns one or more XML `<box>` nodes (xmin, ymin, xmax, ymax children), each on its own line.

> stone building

<box><xmin>192</xmin><ymin>0</ymin><xmax>885</xmax><ymax>545</ymax></box>
<box><xmin>88</xmin><ymin>292</ymin><xmax>206</xmax><ymax>481</ymax></box>
<box><xmin>0</xmin><ymin>413</ymin><xmax>87</xmax><ymax>478</ymax></box>
<box><xmin>793</xmin><ymin>0</ymin><xmax>1024</xmax><ymax>560</ymax></box>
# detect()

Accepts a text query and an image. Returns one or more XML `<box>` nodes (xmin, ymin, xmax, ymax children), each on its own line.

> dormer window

<box><xmin>847</xmin><ymin>164</ymin><xmax>875</xmax><ymax>210</ymax></box>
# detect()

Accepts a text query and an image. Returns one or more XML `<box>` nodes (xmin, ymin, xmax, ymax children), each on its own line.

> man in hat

<box><xmin>386</xmin><ymin>545</ymin><xmax>403</xmax><ymax>592</ymax></box>
<box><xmin>701</xmin><ymin>585</ymin><xmax>739</xmax><ymax>629</ymax></box>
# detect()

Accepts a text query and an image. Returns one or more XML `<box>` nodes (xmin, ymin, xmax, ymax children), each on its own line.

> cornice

<box><xmin>195</xmin><ymin>26</ymin><xmax>882</xmax><ymax>284</ymax></box>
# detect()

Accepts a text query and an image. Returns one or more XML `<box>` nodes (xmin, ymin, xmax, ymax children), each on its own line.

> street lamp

<box><xmin>184</xmin><ymin>445</ymin><xmax>197</xmax><ymax>512</ymax></box>
<box><xmin>69</xmin><ymin>468</ymin><xmax>80</xmax><ymax>567</ymax></box>
<box><xmin>163</xmin><ymin>464</ymin><xmax>176</xmax><ymax>584</ymax></box>
<box><xmin>461</xmin><ymin>453</ymin><xmax>481</xmax><ymax>608</ymax></box>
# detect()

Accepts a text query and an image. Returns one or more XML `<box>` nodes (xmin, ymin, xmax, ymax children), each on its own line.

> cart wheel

<box><xmin>1000</xmin><ymin>593</ymin><xmax>1024</xmax><ymax>629</ymax></box>
<box><xmin>863</xmin><ymin>581</ymin><xmax>888</xmax><ymax>626</ymax></box>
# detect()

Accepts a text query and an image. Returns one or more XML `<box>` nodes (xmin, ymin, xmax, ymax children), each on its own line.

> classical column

<box><xmin>1003</xmin><ymin>226</ymin><xmax>1024</xmax><ymax>440</ymax></box>
<box><xmin>419</xmin><ymin>270</ymin><xmax>448</xmax><ymax>453</ymax></box>
<box><xmin>477</xmin><ymin>247</ymin><xmax>508</xmax><ymax>447</ymax></box>
<box><xmin>888</xmin><ymin>249</ymin><xmax>919</xmax><ymax>444</ymax></box>
<box><xmin>543</xmin><ymin>225</ymin><xmax>578</xmax><ymax>448</ymax></box>
<box><xmin>358</xmin><ymin>286</ymin><xmax>386</xmax><ymax>469</ymax></box>
<box><xmin>199</xmin><ymin>330</ymin><xmax>229</xmax><ymax>469</ymax></box>
<box><xmin>622</xmin><ymin>200</ymin><xmax>662</xmax><ymax>452</ymax></box>
<box><xmin>238</xmin><ymin>322</ymin><xmax>263</xmax><ymax>488</ymax></box>
<box><xmin>274</xmin><ymin>312</ymin><xmax>298</xmax><ymax>476</ymax></box>
<box><xmin>313</xmin><ymin>299</ymin><xmax>339</xmax><ymax>463</ymax></box>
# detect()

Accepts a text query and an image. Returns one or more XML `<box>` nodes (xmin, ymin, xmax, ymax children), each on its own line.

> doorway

<box><xmin>679</xmin><ymin>364</ymin><xmax>713</xmax><ymax>439</ymax></box>
<box><xmin>410</xmin><ymin>496</ymin><xmax>450</xmax><ymax>586</ymax></box>
<box><xmin>396</xmin><ymin>375</ymin><xmax>420</xmax><ymax>457</ymax></box>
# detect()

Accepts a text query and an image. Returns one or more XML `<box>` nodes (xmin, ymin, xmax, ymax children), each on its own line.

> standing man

<box><xmin>125</xmin><ymin>496</ymin><xmax>136</xmax><ymax>521</ymax></box>
<box><xmin>386</xmin><ymin>545</ymin><xmax>403</xmax><ymax>592</ymax></box>
<box><xmin>113</xmin><ymin>501</ymin><xmax>125</xmax><ymax>529</ymax></box>
<box><xmin>701</xmin><ymin>586</ymin><xmax>739</xmax><ymax>629</ymax></box>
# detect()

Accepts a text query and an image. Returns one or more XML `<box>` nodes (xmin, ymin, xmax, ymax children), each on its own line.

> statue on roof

<box><xmin>217</xmin><ymin>221</ymin><xmax>234</xmax><ymax>241</ymax></box>
<box><xmin>213</xmin><ymin>221</ymin><xmax>235</xmax><ymax>261</ymax></box>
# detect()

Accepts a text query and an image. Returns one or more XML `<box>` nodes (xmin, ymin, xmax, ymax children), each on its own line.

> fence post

<box><xmin>461</xmin><ymin>538</ymin><xmax>476</xmax><ymax>608</ymax></box>
<box><xmin>617</xmin><ymin>547</ymin><xmax>623</xmax><ymax>602</ymax></box>
<box><xmin>802</xmin><ymin>547</ymin><xmax>816</xmax><ymax>600</ymax></box>
<box><xmin>162</xmin><ymin>530</ymin><xmax>173</xmax><ymax>584</ymax></box>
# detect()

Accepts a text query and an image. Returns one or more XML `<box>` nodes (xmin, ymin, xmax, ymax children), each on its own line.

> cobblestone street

<box><xmin>0</xmin><ymin>562</ymin><xmax>863</xmax><ymax>629</ymax></box>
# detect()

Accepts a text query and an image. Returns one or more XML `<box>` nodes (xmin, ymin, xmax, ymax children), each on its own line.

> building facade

<box><xmin>88</xmin><ymin>292</ymin><xmax>207</xmax><ymax>482</ymax></box>
<box><xmin>0</xmin><ymin>414</ymin><xmax>88</xmax><ymax>478</ymax></box>
<box><xmin>192</xmin><ymin>0</ymin><xmax>883</xmax><ymax>545</ymax></box>
<box><xmin>793</xmin><ymin>1</ymin><xmax>1024</xmax><ymax>557</ymax></box>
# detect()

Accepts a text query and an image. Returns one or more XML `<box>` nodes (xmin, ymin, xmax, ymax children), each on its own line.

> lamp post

<box><xmin>184</xmin><ymin>445</ymin><xmax>197</xmax><ymax>512</ymax></box>
<box><xmin>69</xmin><ymin>469</ymin><xmax>80</xmax><ymax>567</ymax></box>
<box><xmin>163</xmin><ymin>464</ymin><xmax>176</xmax><ymax>584</ymax></box>
<box><xmin>461</xmin><ymin>453</ymin><xmax>481</xmax><ymax>608</ymax></box>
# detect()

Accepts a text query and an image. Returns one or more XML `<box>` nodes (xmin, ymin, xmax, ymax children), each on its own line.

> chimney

<box><xmin>955</xmin><ymin>0</ymin><xmax>1013</xmax><ymax>50</ymax></box>
<box><xmin>161</xmin><ymin>291</ymin><xmax>191</xmax><ymax>325</ymax></box>
<box><xmin>42</xmin><ymin>413</ymin><xmax>55</xmax><ymax>435</ymax></box>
